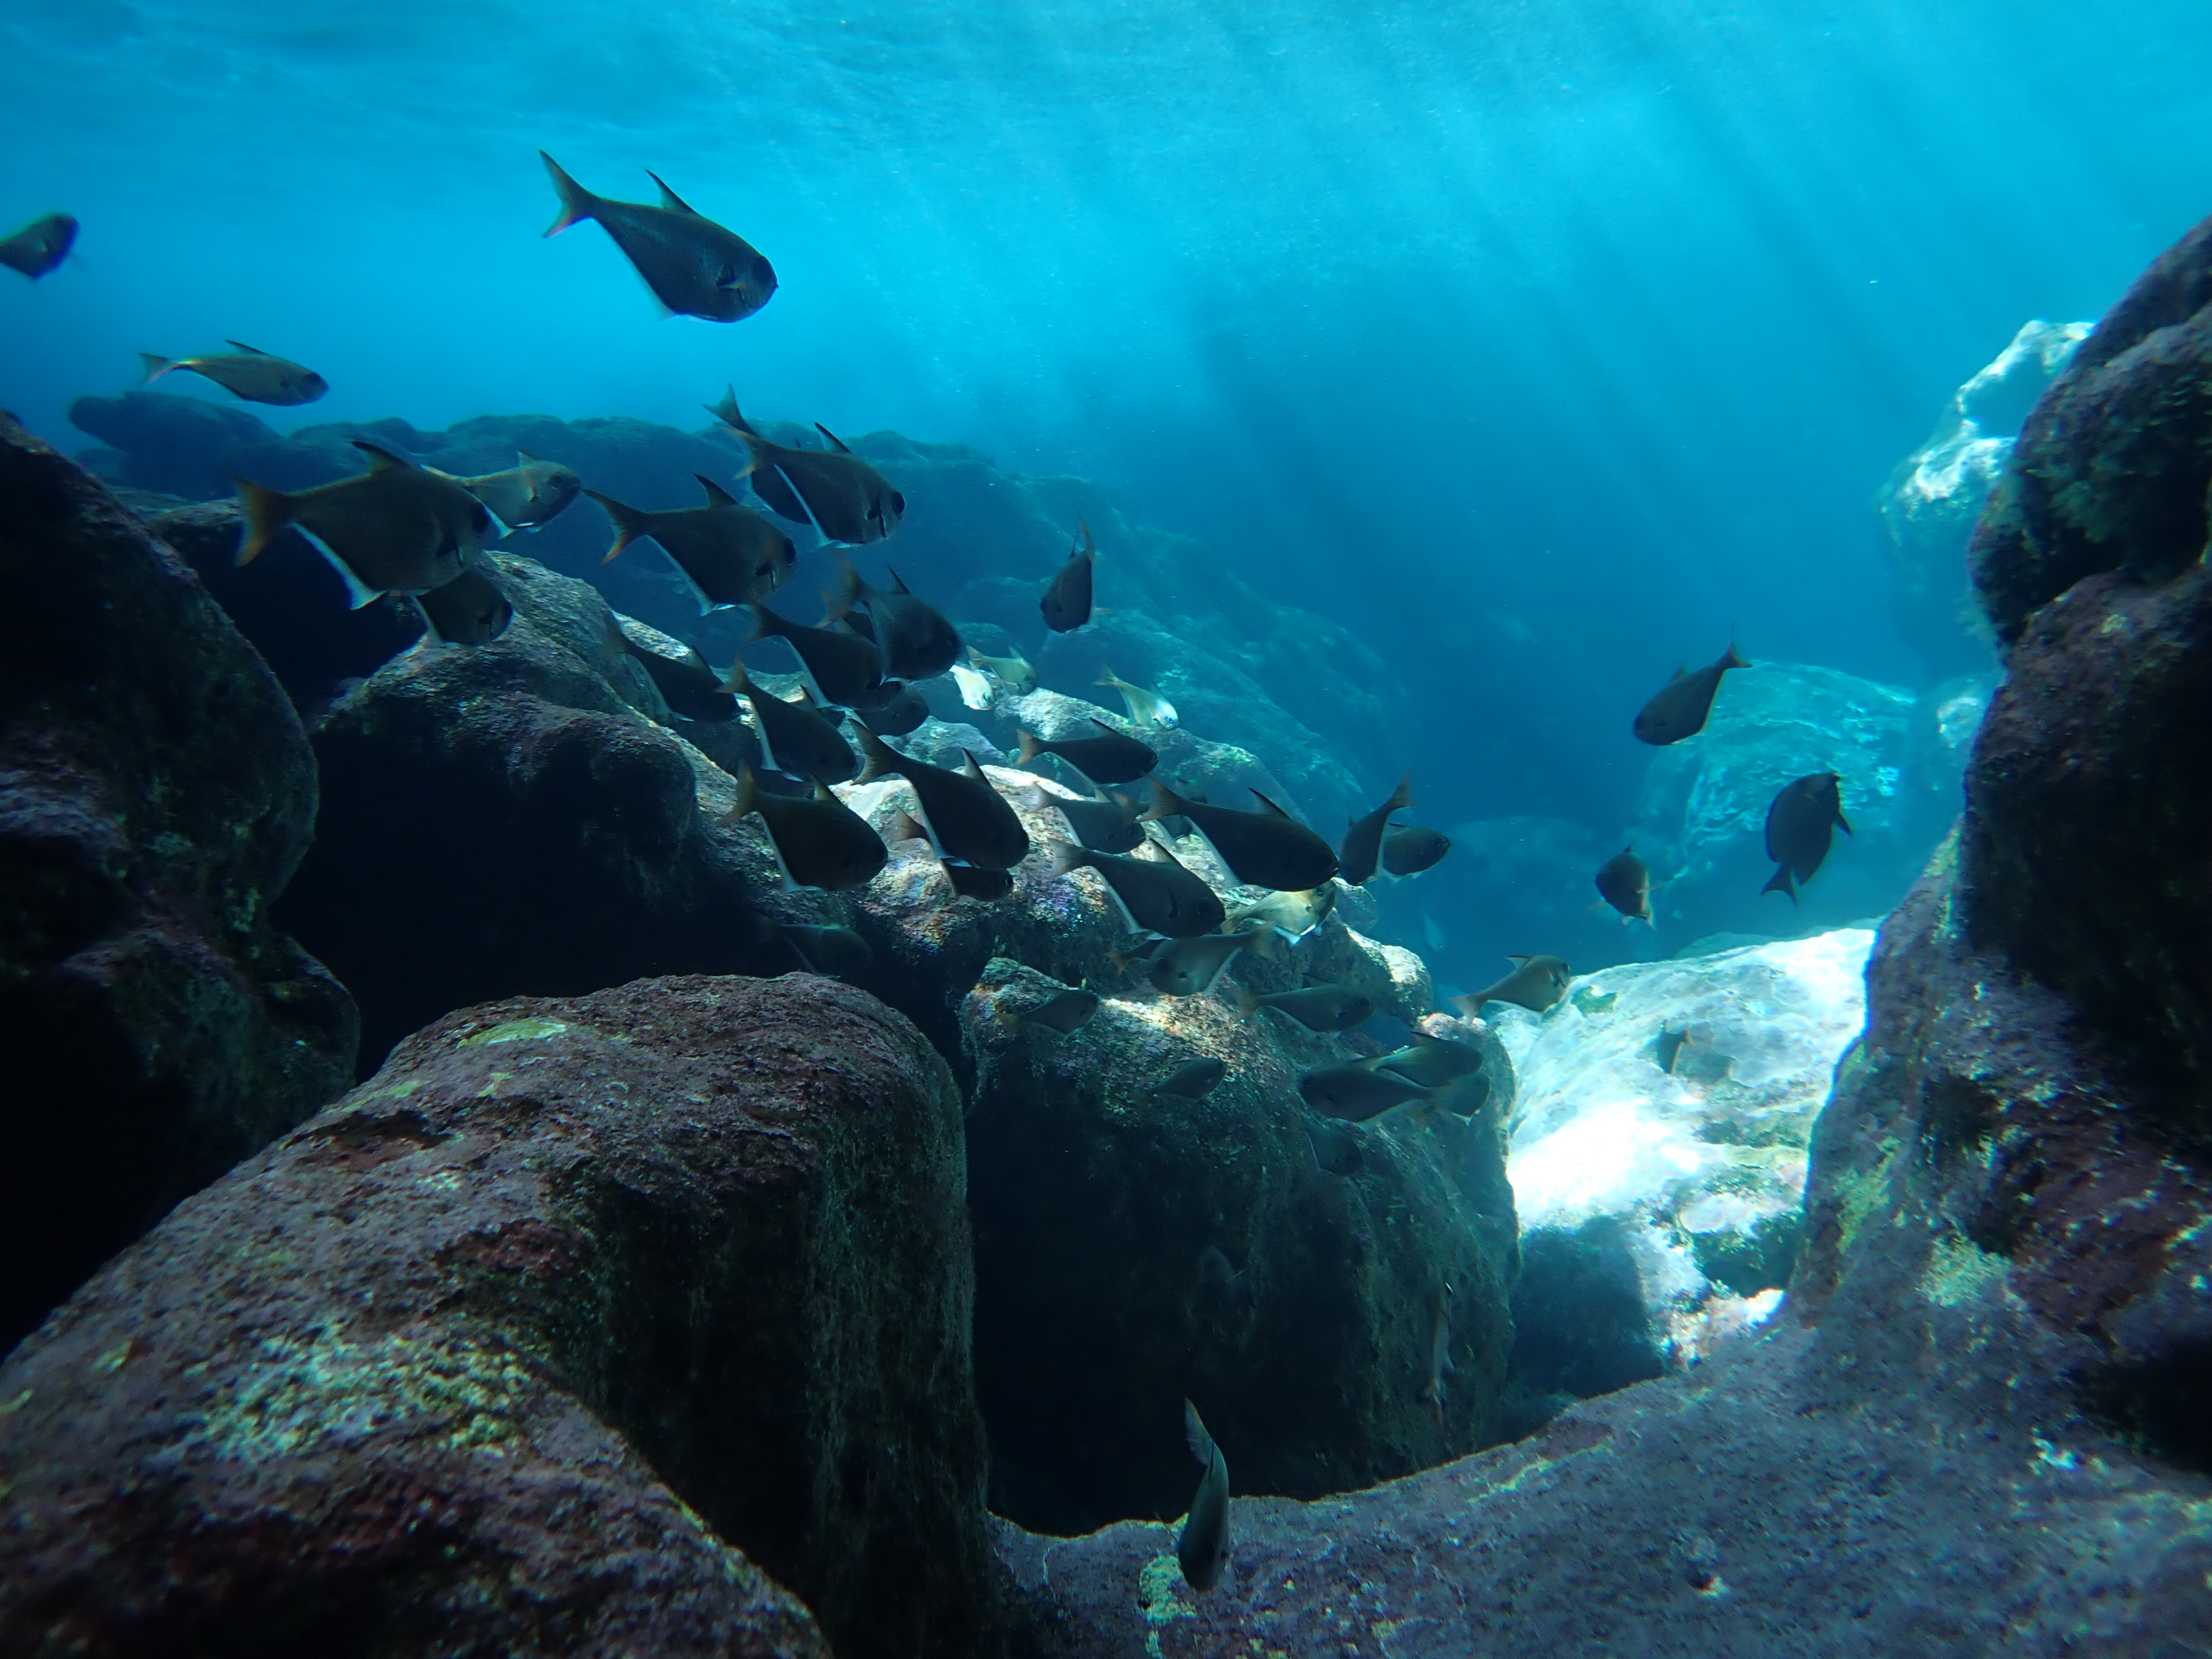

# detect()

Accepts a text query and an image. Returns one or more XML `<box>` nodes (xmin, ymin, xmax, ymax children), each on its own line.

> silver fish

<box><xmin>143</xmin><ymin>341</ymin><xmax>326</xmax><ymax>406</ymax></box>
<box><xmin>1097</xmin><ymin>666</ymin><xmax>1178</xmax><ymax>729</ymax></box>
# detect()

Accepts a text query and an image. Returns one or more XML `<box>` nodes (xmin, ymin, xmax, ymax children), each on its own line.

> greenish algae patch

<box><xmin>353</xmin><ymin>1077</ymin><xmax>425</xmax><ymax>1104</ymax></box>
<box><xmin>1137</xmin><ymin>1545</ymin><xmax>1196</xmax><ymax>1659</ymax></box>
<box><xmin>93</xmin><ymin>1339</ymin><xmax>133</xmax><ymax>1374</ymax></box>
<box><xmin>461</xmin><ymin>1017</ymin><xmax>569</xmax><ymax>1047</ymax></box>
<box><xmin>1832</xmin><ymin>1139</ymin><xmax>1900</xmax><ymax>1258</ymax></box>
<box><xmin>187</xmin><ymin>1324</ymin><xmax>535</xmax><ymax>1462</ymax></box>
<box><xmin>1923</xmin><ymin>1235</ymin><xmax>2008</xmax><ymax>1307</ymax></box>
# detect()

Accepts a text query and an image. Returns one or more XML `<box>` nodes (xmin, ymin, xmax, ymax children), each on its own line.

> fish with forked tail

<box><xmin>1141</xmin><ymin>928</ymin><xmax>1264</xmax><ymax>996</ymax></box>
<box><xmin>724</xmin><ymin>765</ymin><xmax>887</xmax><ymax>891</ymax></box>
<box><xmin>1634</xmin><ymin>642</ymin><xmax>1748</xmax><ymax>745</ymax></box>
<box><xmin>1017</xmin><ymin>722</ymin><xmax>1157</xmax><ymax>785</ymax></box>
<box><xmin>236</xmin><ymin>439</ymin><xmax>491</xmax><ymax>605</ymax></box>
<box><xmin>541</xmin><ymin>153</ymin><xmax>775</xmax><ymax>322</ymax></box>
<box><xmin>449</xmin><ymin>453</ymin><xmax>581</xmax><ymax>533</ymax></box>
<box><xmin>144</xmin><ymin>342</ymin><xmax>326</xmax><ymax>406</ymax></box>
<box><xmin>1041</xmin><ymin>520</ymin><xmax>1095</xmax><ymax>632</ymax></box>
<box><xmin>714</xmin><ymin>409</ymin><xmax>905</xmax><ymax>544</ymax></box>
<box><xmin>726</xmin><ymin>657</ymin><xmax>857</xmax><ymax>783</ymax></box>
<box><xmin>1047</xmin><ymin>838</ymin><xmax>1224</xmax><ymax>937</ymax></box>
<box><xmin>1177</xmin><ymin>1400</ymin><xmax>1231</xmax><ymax>1591</ymax></box>
<box><xmin>1297</xmin><ymin>1063</ymin><xmax>1437</xmax><ymax>1121</ymax></box>
<box><xmin>1451</xmin><ymin>955</ymin><xmax>1573</xmax><ymax>1016</ymax></box>
<box><xmin>1142</xmin><ymin>780</ymin><xmax>1338</xmax><ymax>892</ymax></box>
<box><xmin>1098</xmin><ymin>667</ymin><xmax>1178</xmax><ymax>729</ymax></box>
<box><xmin>748</xmin><ymin>599</ymin><xmax>885</xmax><ymax>707</ymax></box>
<box><xmin>1761</xmin><ymin>771</ymin><xmax>1851</xmax><ymax>902</ymax></box>
<box><xmin>592</xmin><ymin>478</ymin><xmax>796</xmax><ymax>612</ymax></box>
<box><xmin>1230</xmin><ymin>983</ymin><xmax>1374</xmax><ymax>1032</ymax></box>
<box><xmin>830</xmin><ymin>557</ymin><xmax>961</xmax><ymax>679</ymax></box>
<box><xmin>1339</xmin><ymin>772</ymin><xmax>1413</xmax><ymax>885</ymax></box>
<box><xmin>854</xmin><ymin>724</ymin><xmax>1030</xmax><ymax>870</ymax></box>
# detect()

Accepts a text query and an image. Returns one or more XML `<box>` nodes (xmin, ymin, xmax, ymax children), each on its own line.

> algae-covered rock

<box><xmin>0</xmin><ymin>974</ymin><xmax>996</xmax><ymax>1659</ymax></box>
<box><xmin>0</xmin><ymin>416</ymin><xmax>357</xmax><ymax>1349</ymax></box>
<box><xmin>1491</xmin><ymin>928</ymin><xmax>1872</xmax><ymax>1401</ymax></box>
<box><xmin>963</xmin><ymin>951</ymin><xmax>1516</xmax><ymax>1537</ymax></box>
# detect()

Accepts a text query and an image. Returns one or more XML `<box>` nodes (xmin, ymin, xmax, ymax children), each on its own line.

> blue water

<box><xmin>4</xmin><ymin>0</ymin><xmax>2209</xmax><ymax>840</ymax></box>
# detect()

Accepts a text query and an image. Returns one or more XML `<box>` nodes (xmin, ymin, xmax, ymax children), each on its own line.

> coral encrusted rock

<box><xmin>0</xmin><ymin>974</ymin><xmax>995</xmax><ymax>1659</ymax></box>
<box><xmin>0</xmin><ymin>415</ymin><xmax>357</xmax><ymax>1351</ymax></box>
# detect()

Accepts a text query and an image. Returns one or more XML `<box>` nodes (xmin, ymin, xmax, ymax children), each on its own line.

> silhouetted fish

<box><xmin>1041</xmin><ymin>520</ymin><xmax>1095</xmax><ymax>632</ymax></box>
<box><xmin>593</xmin><ymin>477</ymin><xmax>796</xmax><ymax>613</ymax></box>
<box><xmin>144</xmin><ymin>342</ymin><xmax>326</xmax><ymax>406</ymax></box>
<box><xmin>1018</xmin><ymin>721</ymin><xmax>1157</xmax><ymax>785</ymax></box>
<box><xmin>236</xmin><ymin>439</ymin><xmax>489</xmax><ymax>604</ymax></box>
<box><xmin>1144</xmin><ymin>929</ymin><xmax>1262</xmax><ymax>996</ymax></box>
<box><xmin>1451</xmin><ymin>956</ymin><xmax>1573</xmax><ymax>1016</ymax></box>
<box><xmin>1371</xmin><ymin>1034</ymin><xmax>1484</xmax><ymax>1090</ymax></box>
<box><xmin>1</xmin><ymin>212</ymin><xmax>77</xmax><ymax>279</ymax></box>
<box><xmin>1297</xmin><ymin>1063</ymin><xmax>1436</xmax><ymax>1121</ymax></box>
<box><xmin>780</xmin><ymin>923</ymin><xmax>873</xmax><ymax>979</ymax></box>
<box><xmin>1230</xmin><ymin>983</ymin><xmax>1374</xmax><ymax>1032</ymax></box>
<box><xmin>1048</xmin><ymin>838</ymin><xmax>1225</xmax><ymax>938</ymax></box>
<box><xmin>1304</xmin><ymin>1119</ymin><xmax>1365</xmax><ymax>1175</ymax></box>
<box><xmin>725</xmin><ymin>765</ymin><xmax>886</xmax><ymax>891</ymax></box>
<box><xmin>1633</xmin><ymin>643</ymin><xmax>1748</xmax><ymax>745</ymax></box>
<box><xmin>724</xmin><ymin>419</ymin><xmax>905</xmax><ymax>545</ymax></box>
<box><xmin>541</xmin><ymin>153</ymin><xmax>775</xmax><ymax>322</ymax></box>
<box><xmin>1761</xmin><ymin>771</ymin><xmax>1851</xmax><ymax>902</ymax></box>
<box><xmin>412</xmin><ymin>565</ymin><xmax>512</xmax><ymax>645</ymax></box>
<box><xmin>1381</xmin><ymin>825</ymin><xmax>1452</xmax><ymax>877</ymax></box>
<box><xmin>1339</xmin><ymin>772</ymin><xmax>1413</xmax><ymax>885</ymax></box>
<box><xmin>1177</xmin><ymin>1400</ymin><xmax>1231</xmax><ymax>1592</ymax></box>
<box><xmin>617</xmin><ymin>621</ymin><xmax>737</xmax><ymax>721</ymax></box>
<box><xmin>831</xmin><ymin>558</ymin><xmax>961</xmax><ymax>679</ymax></box>
<box><xmin>1594</xmin><ymin>846</ymin><xmax>1653</xmax><ymax>924</ymax></box>
<box><xmin>1142</xmin><ymin>780</ymin><xmax>1338</xmax><ymax>892</ymax></box>
<box><xmin>1015</xmin><ymin>987</ymin><xmax>1101</xmax><ymax>1034</ymax></box>
<box><xmin>1151</xmin><ymin>1058</ymin><xmax>1228</xmax><ymax>1100</ymax></box>
<box><xmin>944</xmin><ymin>862</ymin><xmax>1015</xmax><ymax>900</ymax></box>
<box><xmin>727</xmin><ymin>657</ymin><xmax>857</xmax><ymax>782</ymax></box>
<box><xmin>748</xmin><ymin>599</ymin><xmax>885</xmax><ymax>707</ymax></box>
<box><xmin>848</xmin><ymin>676</ymin><xmax>929</xmax><ymax>735</ymax></box>
<box><xmin>855</xmin><ymin>725</ymin><xmax>1030</xmax><ymax>870</ymax></box>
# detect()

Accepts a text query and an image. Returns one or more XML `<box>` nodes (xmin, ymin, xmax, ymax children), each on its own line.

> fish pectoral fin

<box><xmin>294</xmin><ymin>528</ymin><xmax>384</xmax><ymax>611</ymax></box>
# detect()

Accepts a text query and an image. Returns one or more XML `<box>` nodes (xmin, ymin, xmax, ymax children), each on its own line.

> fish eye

<box><xmin>889</xmin><ymin>492</ymin><xmax>905</xmax><ymax>515</ymax></box>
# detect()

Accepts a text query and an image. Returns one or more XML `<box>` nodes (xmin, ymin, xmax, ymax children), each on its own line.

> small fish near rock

<box><xmin>1022</xmin><ymin>782</ymin><xmax>1144</xmax><ymax>854</ymax></box>
<box><xmin>749</xmin><ymin>598</ymin><xmax>885</xmax><ymax>708</ymax></box>
<box><xmin>1041</xmin><ymin>519</ymin><xmax>1095</xmax><ymax>632</ymax></box>
<box><xmin>1150</xmin><ymin>1057</ymin><xmax>1228</xmax><ymax>1100</ymax></box>
<box><xmin>725</xmin><ymin>765</ymin><xmax>888</xmax><ymax>891</ymax></box>
<box><xmin>1339</xmin><ymin>771</ymin><xmax>1414</xmax><ymax>886</ymax></box>
<box><xmin>541</xmin><ymin>153</ymin><xmax>776</xmax><ymax>322</ymax></box>
<box><xmin>449</xmin><ymin>452</ymin><xmax>581</xmax><ymax>533</ymax></box>
<box><xmin>0</xmin><ymin>211</ymin><xmax>77</xmax><ymax>279</ymax></box>
<box><xmin>1227</xmin><ymin>885</ymin><xmax>1335</xmax><ymax>943</ymax></box>
<box><xmin>778</xmin><ymin>922</ymin><xmax>874</xmax><ymax>979</ymax></box>
<box><xmin>411</xmin><ymin>564</ymin><xmax>513</xmax><ymax>645</ymax></box>
<box><xmin>855</xmin><ymin>724</ymin><xmax>1030</xmax><ymax>870</ymax></box>
<box><xmin>143</xmin><ymin>341</ymin><xmax>327</xmax><ymax>406</ymax></box>
<box><xmin>1381</xmin><ymin>825</ymin><xmax>1452</xmax><ymax>877</ymax></box>
<box><xmin>1297</xmin><ymin>1063</ymin><xmax>1437</xmax><ymax>1121</ymax></box>
<box><xmin>1230</xmin><ymin>982</ymin><xmax>1374</xmax><ymax>1033</ymax></box>
<box><xmin>592</xmin><ymin>477</ymin><xmax>797</xmax><ymax>613</ymax></box>
<box><xmin>1632</xmin><ymin>641</ymin><xmax>1749</xmax><ymax>745</ymax></box>
<box><xmin>1097</xmin><ymin>666</ymin><xmax>1178</xmax><ymax>729</ymax></box>
<box><xmin>714</xmin><ymin>403</ymin><xmax>906</xmax><ymax>545</ymax></box>
<box><xmin>1594</xmin><ymin>844</ymin><xmax>1655</xmax><ymax>924</ymax></box>
<box><xmin>1142</xmin><ymin>779</ymin><xmax>1339</xmax><ymax>893</ymax></box>
<box><xmin>236</xmin><ymin>439</ymin><xmax>493</xmax><ymax>606</ymax></box>
<box><xmin>1177</xmin><ymin>1399</ymin><xmax>1232</xmax><ymax>1592</ymax></box>
<box><xmin>969</xmin><ymin>643</ymin><xmax>1039</xmax><ymax>693</ymax></box>
<box><xmin>1451</xmin><ymin>954</ymin><xmax>1573</xmax><ymax>1016</ymax></box>
<box><xmin>726</xmin><ymin>656</ymin><xmax>858</xmax><ymax>783</ymax></box>
<box><xmin>1013</xmin><ymin>986</ymin><xmax>1102</xmax><ymax>1034</ymax></box>
<box><xmin>1139</xmin><ymin>928</ymin><xmax>1264</xmax><ymax>996</ymax></box>
<box><xmin>1047</xmin><ymin>838</ymin><xmax>1225</xmax><ymax>938</ymax></box>
<box><xmin>831</xmin><ymin>557</ymin><xmax>962</xmax><ymax>680</ymax></box>
<box><xmin>1017</xmin><ymin>722</ymin><xmax>1157</xmax><ymax>786</ymax></box>
<box><xmin>1761</xmin><ymin>771</ymin><xmax>1852</xmax><ymax>902</ymax></box>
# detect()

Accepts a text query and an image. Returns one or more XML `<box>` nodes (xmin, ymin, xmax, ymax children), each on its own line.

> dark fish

<box><xmin>726</xmin><ymin>765</ymin><xmax>887</xmax><ymax>891</ymax></box>
<box><xmin>1373</xmin><ymin>1034</ymin><xmax>1484</xmax><ymax>1089</ymax></box>
<box><xmin>1022</xmin><ymin>782</ymin><xmax>1144</xmax><ymax>854</ymax></box>
<box><xmin>780</xmin><ymin>922</ymin><xmax>873</xmax><ymax>979</ymax></box>
<box><xmin>1422</xmin><ymin>1276</ymin><xmax>1455</xmax><ymax>1428</ymax></box>
<box><xmin>706</xmin><ymin>388</ymin><xmax>809</xmax><ymax>521</ymax></box>
<box><xmin>1177</xmin><ymin>1400</ymin><xmax>1231</xmax><ymax>1592</ymax></box>
<box><xmin>236</xmin><ymin>439</ymin><xmax>489</xmax><ymax>604</ymax></box>
<box><xmin>945</xmin><ymin>863</ymin><xmax>1015</xmax><ymax>900</ymax></box>
<box><xmin>1145</xmin><ymin>929</ymin><xmax>1262</xmax><ymax>996</ymax></box>
<box><xmin>855</xmin><ymin>724</ymin><xmax>1030</xmax><ymax>870</ymax></box>
<box><xmin>832</xmin><ymin>558</ymin><xmax>961</xmax><ymax>680</ymax></box>
<box><xmin>1151</xmin><ymin>1058</ymin><xmax>1228</xmax><ymax>1100</ymax></box>
<box><xmin>721</xmin><ymin>417</ymin><xmax>905</xmax><ymax>545</ymax></box>
<box><xmin>726</xmin><ymin>656</ymin><xmax>857</xmax><ymax>782</ymax></box>
<box><xmin>848</xmin><ymin>676</ymin><xmax>930</xmax><ymax>737</ymax></box>
<box><xmin>1633</xmin><ymin>643</ymin><xmax>1749</xmax><ymax>745</ymax></box>
<box><xmin>1041</xmin><ymin>519</ymin><xmax>1095</xmax><ymax>632</ymax></box>
<box><xmin>1047</xmin><ymin>838</ymin><xmax>1224</xmax><ymax>938</ymax></box>
<box><xmin>1761</xmin><ymin>771</ymin><xmax>1851</xmax><ymax>902</ymax></box>
<box><xmin>541</xmin><ymin>153</ymin><xmax>775</xmax><ymax>322</ymax></box>
<box><xmin>748</xmin><ymin>598</ymin><xmax>885</xmax><ymax>708</ymax></box>
<box><xmin>614</xmin><ymin>618</ymin><xmax>737</xmax><ymax>721</ymax></box>
<box><xmin>1297</xmin><ymin>1064</ymin><xmax>1437</xmax><ymax>1121</ymax></box>
<box><xmin>1015</xmin><ymin>987</ymin><xmax>1101</xmax><ymax>1034</ymax></box>
<box><xmin>1230</xmin><ymin>983</ymin><xmax>1374</xmax><ymax>1032</ymax></box>
<box><xmin>1142</xmin><ymin>780</ymin><xmax>1339</xmax><ymax>893</ymax></box>
<box><xmin>1381</xmin><ymin>826</ymin><xmax>1452</xmax><ymax>878</ymax></box>
<box><xmin>1451</xmin><ymin>955</ymin><xmax>1573</xmax><ymax>1016</ymax></box>
<box><xmin>1017</xmin><ymin>722</ymin><xmax>1157</xmax><ymax>786</ymax></box>
<box><xmin>593</xmin><ymin>477</ymin><xmax>796</xmax><ymax>613</ymax></box>
<box><xmin>1655</xmin><ymin>1025</ymin><xmax>1690</xmax><ymax>1074</ymax></box>
<box><xmin>1339</xmin><ymin>772</ymin><xmax>1413</xmax><ymax>886</ymax></box>
<box><xmin>1595</xmin><ymin>845</ymin><xmax>1654</xmax><ymax>925</ymax></box>
<box><xmin>1105</xmin><ymin>935</ymin><xmax>1172</xmax><ymax>976</ymax></box>
<box><xmin>1</xmin><ymin>212</ymin><xmax>77</xmax><ymax>279</ymax></box>
<box><xmin>1304</xmin><ymin>1119</ymin><xmax>1365</xmax><ymax>1176</ymax></box>
<box><xmin>412</xmin><ymin>565</ymin><xmax>513</xmax><ymax>645</ymax></box>
<box><xmin>144</xmin><ymin>341</ymin><xmax>327</xmax><ymax>406</ymax></box>
<box><xmin>452</xmin><ymin>452</ymin><xmax>581</xmax><ymax>532</ymax></box>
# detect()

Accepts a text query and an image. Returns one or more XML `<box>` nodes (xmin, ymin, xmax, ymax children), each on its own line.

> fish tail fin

<box><xmin>852</xmin><ymin>719</ymin><xmax>902</xmax><ymax>785</ymax></box>
<box><xmin>1045</xmin><ymin>838</ymin><xmax>1088</xmax><ymax>878</ymax></box>
<box><xmin>1447</xmin><ymin>993</ymin><xmax>1483</xmax><ymax>1020</ymax></box>
<box><xmin>722</xmin><ymin>654</ymin><xmax>750</xmax><ymax>695</ymax></box>
<box><xmin>727</xmin><ymin>424</ymin><xmax>770</xmax><ymax>479</ymax></box>
<box><xmin>233</xmin><ymin>477</ymin><xmax>295</xmax><ymax>565</ymax></box>
<box><xmin>1016</xmin><ymin>729</ymin><xmax>1046</xmax><ymax>766</ymax></box>
<box><xmin>539</xmin><ymin>152</ymin><xmax>595</xmax><ymax>236</ymax></box>
<box><xmin>1760</xmin><ymin>865</ymin><xmax>1798</xmax><ymax>902</ymax></box>
<box><xmin>723</xmin><ymin>764</ymin><xmax>759</xmax><ymax>825</ymax></box>
<box><xmin>138</xmin><ymin>352</ymin><xmax>175</xmax><ymax>384</ymax></box>
<box><xmin>1838</xmin><ymin>809</ymin><xmax>1855</xmax><ymax>836</ymax></box>
<box><xmin>586</xmin><ymin>490</ymin><xmax>644</xmax><ymax>562</ymax></box>
<box><xmin>1228</xmin><ymin>984</ymin><xmax>1261</xmax><ymax>1023</ymax></box>
<box><xmin>1183</xmin><ymin>1399</ymin><xmax>1215</xmax><ymax>1467</ymax></box>
<box><xmin>745</xmin><ymin>601</ymin><xmax>781</xmax><ymax>643</ymax></box>
<box><xmin>825</xmin><ymin>554</ymin><xmax>863</xmax><ymax>624</ymax></box>
<box><xmin>1139</xmin><ymin>778</ymin><xmax>1181</xmax><ymax>823</ymax></box>
<box><xmin>1389</xmin><ymin>770</ymin><xmax>1415</xmax><ymax>811</ymax></box>
<box><xmin>706</xmin><ymin>385</ymin><xmax>751</xmax><ymax>432</ymax></box>
<box><xmin>1105</xmin><ymin>947</ymin><xmax>1134</xmax><ymax>977</ymax></box>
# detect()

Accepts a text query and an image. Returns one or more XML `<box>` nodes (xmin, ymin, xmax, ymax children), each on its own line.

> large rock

<box><xmin>272</xmin><ymin>549</ymin><xmax>784</xmax><ymax>1068</ymax></box>
<box><xmin>0</xmin><ymin>974</ymin><xmax>995</xmax><ymax>1658</ymax></box>
<box><xmin>1876</xmin><ymin>319</ymin><xmax>2088</xmax><ymax>676</ymax></box>
<box><xmin>1489</xmin><ymin>929</ymin><xmax>1872</xmax><ymax>1405</ymax></box>
<box><xmin>0</xmin><ymin>415</ymin><xmax>357</xmax><ymax>1351</ymax></box>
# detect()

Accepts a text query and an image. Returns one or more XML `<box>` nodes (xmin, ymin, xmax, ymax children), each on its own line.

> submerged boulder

<box><xmin>0</xmin><ymin>974</ymin><xmax>994</xmax><ymax>1659</ymax></box>
<box><xmin>1489</xmin><ymin>929</ymin><xmax>1872</xmax><ymax>1406</ymax></box>
<box><xmin>0</xmin><ymin>416</ymin><xmax>357</xmax><ymax>1350</ymax></box>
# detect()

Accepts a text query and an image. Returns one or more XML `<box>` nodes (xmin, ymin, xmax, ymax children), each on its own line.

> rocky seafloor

<box><xmin>2</xmin><ymin>216</ymin><xmax>2209</xmax><ymax>1653</ymax></box>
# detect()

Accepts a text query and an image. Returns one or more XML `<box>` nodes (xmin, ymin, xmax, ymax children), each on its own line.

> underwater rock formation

<box><xmin>1491</xmin><ymin>929</ymin><xmax>1871</xmax><ymax>1404</ymax></box>
<box><xmin>1877</xmin><ymin>319</ymin><xmax>2088</xmax><ymax>676</ymax></box>
<box><xmin>0</xmin><ymin>416</ymin><xmax>357</xmax><ymax>1350</ymax></box>
<box><xmin>0</xmin><ymin>974</ymin><xmax>995</xmax><ymax>1659</ymax></box>
<box><xmin>965</xmin><ymin>956</ymin><xmax>1515</xmax><ymax>1537</ymax></box>
<box><xmin>271</xmin><ymin>548</ymin><xmax>782</xmax><ymax>1068</ymax></box>
<box><xmin>988</xmin><ymin>213</ymin><xmax>2212</xmax><ymax>1659</ymax></box>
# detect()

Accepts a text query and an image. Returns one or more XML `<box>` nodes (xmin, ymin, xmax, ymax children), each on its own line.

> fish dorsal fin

<box><xmin>224</xmin><ymin>340</ymin><xmax>273</xmax><ymax>356</ymax></box>
<box><xmin>1091</xmin><ymin>719</ymin><xmax>1125</xmax><ymax>739</ymax></box>
<box><xmin>647</xmin><ymin>171</ymin><xmax>700</xmax><ymax>215</ymax></box>
<box><xmin>886</xmin><ymin>567</ymin><xmax>912</xmax><ymax>594</ymax></box>
<box><xmin>1671</xmin><ymin>664</ymin><xmax>1688</xmax><ymax>681</ymax></box>
<box><xmin>352</xmin><ymin>438</ymin><xmax>412</xmax><ymax>472</ymax></box>
<box><xmin>1507</xmin><ymin>954</ymin><xmax>1531</xmax><ymax>964</ymax></box>
<box><xmin>1249</xmin><ymin>790</ymin><xmax>1292</xmax><ymax>818</ymax></box>
<box><xmin>696</xmin><ymin>474</ymin><xmax>740</xmax><ymax>508</ymax></box>
<box><xmin>959</xmin><ymin>749</ymin><xmax>987</xmax><ymax>781</ymax></box>
<box><xmin>815</xmin><ymin>423</ymin><xmax>853</xmax><ymax>453</ymax></box>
